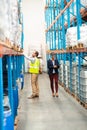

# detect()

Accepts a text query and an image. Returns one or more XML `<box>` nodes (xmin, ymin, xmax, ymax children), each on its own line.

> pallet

<box><xmin>80</xmin><ymin>101</ymin><xmax>87</xmax><ymax>109</ymax></box>
<box><xmin>20</xmin><ymin>48</ymin><xmax>24</xmax><ymax>53</ymax></box>
<box><xmin>70</xmin><ymin>92</ymin><xmax>80</xmax><ymax>102</ymax></box>
<box><xmin>64</xmin><ymin>87</ymin><xmax>70</xmax><ymax>94</ymax></box>
<box><xmin>66</xmin><ymin>46</ymin><xmax>73</xmax><ymax>50</ymax></box>
<box><xmin>64</xmin><ymin>88</ymin><xmax>80</xmax><ymax>103</ymax></box>
<box><xmin>59</xmin><ymin>82</ymin><xmax>64</xmax><ymax>88</ymax></box>
<box><xmin>77</xmin><ymin>43</ymin><xmax>84</xmax><ymax>48</ymax></box>
<box><xmin>70</xmin><ymin>91</ymin><xmax>76</xmax><ymax>98</ymax></box>
<box><xmin>75</xmin><ymin>96</ymin><xmax>80</xmax><ymax>102</ymax></box>
<box><xmin>66</xmin><ymin>43</ymin><xmax>84</xmax><ymax>50</ymax></box>
<box><xmin>12</xmin><ymin>44</ymin><xmax>18</xmax><ymax>51</ymax></box>
<box><xmin>5</xmin><ymin>38</ymin><xmax>11</xmax><ymax>47</ymax></box>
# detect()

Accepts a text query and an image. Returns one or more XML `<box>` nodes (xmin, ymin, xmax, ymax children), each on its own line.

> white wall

<box><xmin>22</xmin><ymin>0</ymin><xmax>47</xmax><ymax>72</ymax></box>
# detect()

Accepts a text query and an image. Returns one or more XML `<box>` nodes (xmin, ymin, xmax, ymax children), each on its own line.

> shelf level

<box><xmin>46</xmin><ymin>48</ymin><xmax>87</xmax><ymax>54</ymax></box>
<box><xmin>0</xmin><ymin>41</ymin><xmax>23</xmax><ymax>56</ymax></box>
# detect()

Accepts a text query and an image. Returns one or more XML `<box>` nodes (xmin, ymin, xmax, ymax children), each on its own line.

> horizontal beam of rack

<box><xmin>46</xmin><ymin>48</ymin><xmax>87</xmax><ymax>54</ymax></box>
<box><xmin>0</xmin><ymin>41</ymin><xmax>23</xmax><ymax>56</ymax></box>
<box><xmin>45</xmin><ymin>0</ymin><xmax>74</xmax><ymax>32</ymax></box>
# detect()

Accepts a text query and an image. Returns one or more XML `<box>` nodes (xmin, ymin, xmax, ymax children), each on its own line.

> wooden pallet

<box><xmin>70</xmin><ymin>91</ymin><xmax>76</xmax><ymax>98</ymax></box>
<box><xmin>70</xmin><ymin>92</ymin><xmax>80</xmax><ymax>103</ymax></box>
<box><xmin>60</xmin><ymin>84</ymin><xmax>87</xmax><ymax>109</ymax></box>
<box><xmin>64</xmin><ymin>88</ymin><xmax>80</xmax><ymax>103</ymax></box>
<box><xmin>66</xmin><ymin>46</ymin><xmax>76</xmax><ymax>50</ymax></box>
<box><xmin>12</xmin><ymin>44</ymin><xmax>18</xmax><ymax>51</ymax></box>
<box><xmin>75</xmin><ymin>96</ymin><xmax>80</xmax><ymax>102</ymax></box>
<box><xmin>64</xmin><ymin>87</ymin><xmax>70</xmax><ymax>94</ymax></box>
<box><xmin>66</xmin><ymin>46</ymin><xmax>73</xmax><ymax>50</ymax></box>
<box><xmin>66</xmin><ymin>43</ymin><xmax>84</xmax><ymax>50</ymax></box>
<box><xmin>80</xmin><ymin>101</ymin><xmax>87</xmax><ymax>109</ymax></box>
<box><xmin>5</xmin><ymin>38</ymin><xmax>11</xmax><ymax>47</ymax></box>
<box><xmin>77</xmin><ymin>43</ymin><xmax>84</xmax><ymax>48</ymax></box>
<box><xmin>59</xmin><ymin>82</ymin><xmax>64</xmax><ymax>88</ymax></box>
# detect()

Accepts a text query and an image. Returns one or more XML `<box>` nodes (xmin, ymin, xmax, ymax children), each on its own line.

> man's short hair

<box><xmin>35</xmin><ymin>51</ymin><xmax>39</xmax><ymax>57</ymax></box>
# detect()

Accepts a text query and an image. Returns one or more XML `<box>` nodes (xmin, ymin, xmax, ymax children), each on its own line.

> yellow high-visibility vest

<box><xmin>29</xmin><ymin>58</ymin><xmax>40</xmax><ymax>74</ymax></box>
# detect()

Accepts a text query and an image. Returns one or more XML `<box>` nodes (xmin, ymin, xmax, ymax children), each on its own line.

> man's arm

<box><xmin>24</xmin><ymin>55</ymin><xmax>35</xmax><ymax>63</ymax></box>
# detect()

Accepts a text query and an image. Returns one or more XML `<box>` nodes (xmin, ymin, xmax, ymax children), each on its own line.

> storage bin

<box><xmin>4</xmin><ymin>106</ymin><xmax>14</xmax><ymax>130</ymax></box>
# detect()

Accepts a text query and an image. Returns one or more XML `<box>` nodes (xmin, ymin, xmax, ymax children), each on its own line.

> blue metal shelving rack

<box><xmin>0</xmin><ymin>0</ymin><xmax>24</xmax><ymax>130</ymax></box>
<box><xmin>45</xmin><ymin>0</ymin><xmax>87</xmax><ymax>97</ymax></box>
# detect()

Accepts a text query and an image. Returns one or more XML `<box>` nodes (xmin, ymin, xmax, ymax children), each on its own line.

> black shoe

<box><xmin>35</xmin><ymin>95</ymin><xmax>39</xmax><ymax>98</ymax></box>
<box><xmin>28</xmin><ymin>95</ymin><xmax>36</xmax><ymax>99</ymax></box>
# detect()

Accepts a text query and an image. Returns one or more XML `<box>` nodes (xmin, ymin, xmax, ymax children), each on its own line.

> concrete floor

<box><xmin>17</xmin><ymin>73</ymin><xmax>87</xmax><ymax>130</ymax></box>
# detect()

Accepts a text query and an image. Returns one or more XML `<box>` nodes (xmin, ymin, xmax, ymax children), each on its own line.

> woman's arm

<box><xmin>47</xmin><ymin>60</ymin><xmax>53</xmax><ymax>69</ymax></box>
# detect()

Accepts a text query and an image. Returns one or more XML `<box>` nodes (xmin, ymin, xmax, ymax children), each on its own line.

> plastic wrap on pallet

<box><xmin>66</xmin><ymin>26</ymin><xmax>77</xmax><ymax>47</ymax></box>
<box><xmin>77</xmin><ymin>37</ymin><xmax>87</xmax><ymax>48</ymax></box>
<box><xmin>66</xmin><ymin>24</ymin><xmax>87</xmax><ymax>47</ymax></box>
<box><xmin>9</xmin><ymin>0</ymin><xmax>19</xmax><ymax>45</ymax></box>
<box><xmin>77</xmin><ymin>25</ymin><xmax>87</xmax><ymax>48</ymax></box>
<box><xmin>79</xmin><ymin>69</ymin><xmax>87</xmax><ymax>103</ymax></box>
<box><xmin>14</xmin><ymin>24</ymin><xmax>22</xmax><ymax>46</ymax></box>
<box><xmin>0</xmin><ymin>0</ymin><xmax>9</xmax><ymax>41</ymax></box>
<box><xmin>63</xmin><ymin>64</ymin><xmax>69</xmax><ymax>88</ymax></box>
<box><xmin>59</xmin><ymin>60</ymin><xmax>64</xmax><ymax>83</ymax></box>
<box><xmin>80</xmin><ymin>69</ymin><xmax>87</xmax><ymax>78</ymax></box>
<box><xmin>0</xmin><ymin>0</ymin><xmax>22</xmax><ymax>46</ymax></box>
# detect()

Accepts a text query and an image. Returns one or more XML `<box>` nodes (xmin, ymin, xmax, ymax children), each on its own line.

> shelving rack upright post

<box><xmin>0</xmin><ymin>55</ymin><xmax>4</xmax><ymax>130</ymax></box>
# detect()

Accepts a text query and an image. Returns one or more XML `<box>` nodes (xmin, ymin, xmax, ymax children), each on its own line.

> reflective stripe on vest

<box><xmin>29</xmin><ymin>58</ymin><xmax>40</xmax><ymax>74</ymax></box>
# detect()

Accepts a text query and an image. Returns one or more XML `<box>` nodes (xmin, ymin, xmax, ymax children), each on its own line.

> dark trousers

<box><xmin>49</xmin><ymin>73</ymin><xmax>58</xmax><ymax>93</ymax></box>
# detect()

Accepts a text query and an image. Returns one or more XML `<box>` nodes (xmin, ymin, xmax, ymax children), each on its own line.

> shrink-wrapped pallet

<box><xmin>66</xmin><ymin>26</ymin><xmax>77</xmax><ymax>47</ymax></box>
<box><xmin>77</xmin><ymin>25</ymin><xmax>87</xmax><ymax>48</ymax></box>
<box><xmin>15</xmin><ymin>24</ymin><xmax>22</xmax><ymax>46</ymax></box>
<box><xmin>66</xmin><ymin>24</ymin><xmax>87</xmax><ymax>47</ymax></box>
<box><xmin>0</xmin><ymin>1</ymin><xmax>9</xmax><ymax>41</ymax></box>
<box><xmin>9</xmin><ymin>0</ymin><xmax>19</xmax><ymax>45</ymax></box>
<box><xmin>0</xmin><ymin>0</ymin><xmax>22</xmax><ymax>46</ymax></box>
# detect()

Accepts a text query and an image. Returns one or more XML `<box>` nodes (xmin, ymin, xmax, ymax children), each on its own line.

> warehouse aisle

<box><xmin>17</xmin><ymin>73</ymin><xmax>87</xmax><ymax>130</ymax></box>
